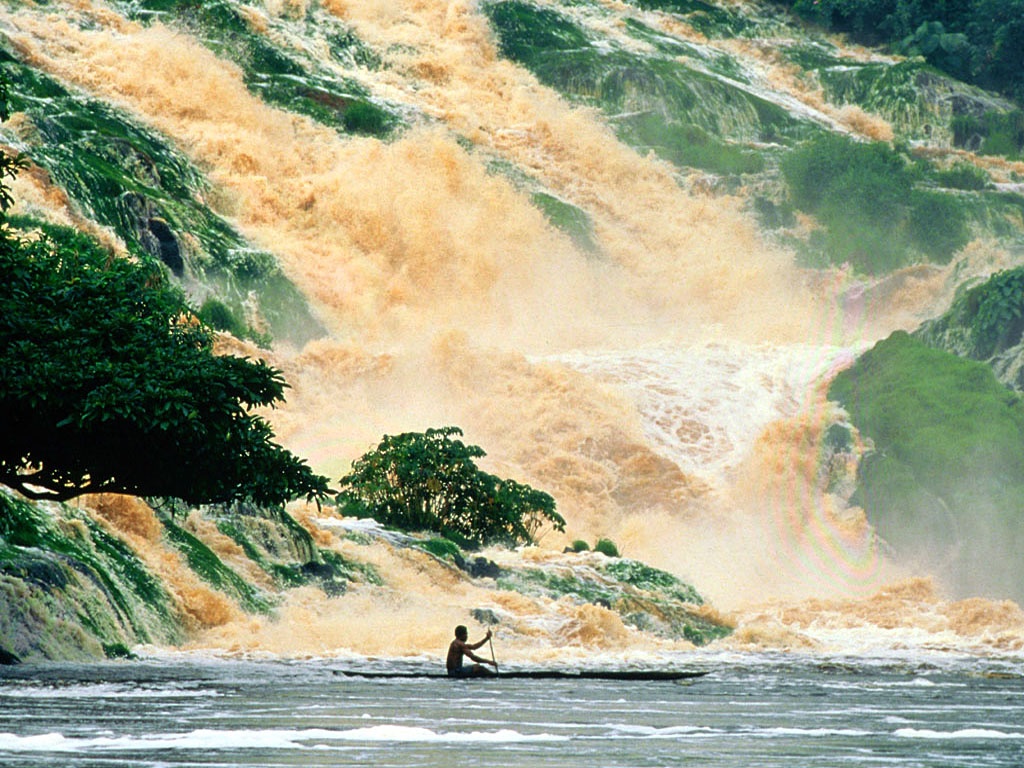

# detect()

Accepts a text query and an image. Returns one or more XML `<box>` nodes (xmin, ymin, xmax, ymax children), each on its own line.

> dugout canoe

<box><xmin>334</xmin><ymin>669</ymin><xmax>707</xmax><ymax>681</ymax></box>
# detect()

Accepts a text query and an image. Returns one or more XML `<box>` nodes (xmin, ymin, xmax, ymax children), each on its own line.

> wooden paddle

<box><xmin>487</xmin><ymin>632</ymin><xmax>499</xmax><ymax>675</ymax></box>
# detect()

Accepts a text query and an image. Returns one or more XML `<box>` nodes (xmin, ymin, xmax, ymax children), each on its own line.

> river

<box><xmin>2</xmin><ymin>652</ymin><xmax>1022</xmax><ymax>767</ymax></box>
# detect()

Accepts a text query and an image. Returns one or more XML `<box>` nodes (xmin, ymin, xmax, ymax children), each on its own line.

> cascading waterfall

<box><xmin>1</xmin><ymin>0</ymin><xmax>1022</xmax><ymax>660</ymax></box>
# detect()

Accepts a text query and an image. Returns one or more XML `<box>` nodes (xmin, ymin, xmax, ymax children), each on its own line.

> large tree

<box><xmin>0</xmin><ymin>77</ymin><xmax>329</xmax><ymax>507</ymax></box>
<box><xmin>0</xmin><ymin>223</ymin><xmax>330</xmax><ymax>505</ymax></box>
<box><xmin>336</xmin><ymin>427</ymin><xmax>564</xmax><ymax>547</ymax></box>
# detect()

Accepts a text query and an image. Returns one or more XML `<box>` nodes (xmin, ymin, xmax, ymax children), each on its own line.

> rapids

<box><xmin>0</xmin><ymin>0</ymin><xmax>1021</xmax><ymax>661</ymax></box>
<box><xmin>2</xmin><ymin>652</ymin><xmax>1024</xmax><ymax>767</ymax></box>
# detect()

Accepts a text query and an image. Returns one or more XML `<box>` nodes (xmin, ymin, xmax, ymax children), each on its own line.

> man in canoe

<box><xmin>446</xmin><ymin>625</ymin><xmax>497</xmax><ymax>677</ymax></box>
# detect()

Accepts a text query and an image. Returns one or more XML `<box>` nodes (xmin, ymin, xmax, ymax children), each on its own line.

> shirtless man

<box><xmin>446</xmin><ymin>625</ymin><xmax>497</xmax><ymax>677</ymax></box>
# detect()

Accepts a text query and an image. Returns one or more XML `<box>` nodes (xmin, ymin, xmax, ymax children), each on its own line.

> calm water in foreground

<box><xmin>1</xmin><ymin>653</ymin><xmax>1022</xmax><ymax>767</ymax></box>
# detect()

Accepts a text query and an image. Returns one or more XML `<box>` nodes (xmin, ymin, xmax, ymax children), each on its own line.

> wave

<box><xmin>0</xmin><ymin>725</ymin><xmax>569</xmax><ymax>752</ymax></box>
<box><xmin>894</xmin><ymin>728</ymin><xmax>1024</xmax><ymax>740</ymax></box>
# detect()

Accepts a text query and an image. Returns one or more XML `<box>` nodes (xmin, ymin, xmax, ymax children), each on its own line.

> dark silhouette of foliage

<box><xmin>336</xmin><ymin>427</ymin><xmax>564</xmax><ymax>547</ymax></box>
<box><xmin>0</xmin><ymin>72</ymin><xmax>330</xmax><ymax>506</ymax></box>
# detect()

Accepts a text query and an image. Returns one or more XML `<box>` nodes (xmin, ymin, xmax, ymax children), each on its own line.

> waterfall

<box><xmin>1</xmin><ymin>0</ymin><xmax>1022</xmax><ymax>660</ymax></box>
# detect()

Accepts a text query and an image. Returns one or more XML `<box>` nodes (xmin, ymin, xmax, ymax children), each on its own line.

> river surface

<box><xmin>1</xmin><ymin>652</ymin><xmax>1022</xmax><ymax>767</ymax></box>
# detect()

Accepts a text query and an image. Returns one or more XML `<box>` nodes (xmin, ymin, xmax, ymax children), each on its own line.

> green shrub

<box><xmin>198</xmin><ymin>298</ymin><xmax>246</xmax><ymax>337</ymax></box>
<box><xmin>783</xmin><ymin>133</ymin><xmax>911</xmax><ymax>213</ymax></box>
<box><xmin>594</xmin><ymin>538</ymin><xmax>620</xmax><ymax>557</ymax></box>
<box><xmin>342</xmin><ymin>101</ymin><xmax>392</xmax><ymax>136</ymax></box>
<box><xmin>965</xmin><ymin>269</ymin><xmax>1024</xmax><ymax>359</ymax></box>
<box><xmin>782</xmin><ymin>133</ymin><xmax>972</xmax><ymax>272</ymax></box>
<box><xmin>336</xmin><ymin>427</ymin><xmax>565</xmax><ymax>547</ymax></box>
<box><xmin>907</xmin><ymin>191</ymin><xmax>970</xmax><ymax>263</ymax></box>
<box><xmin>933</xmin><ymin>162</ymin><xmax>991</xmax><ymax>191</ymax></box>
<box><xmin>103</xmin><ymin>643</ymin><xmax>135</xmax><ymax>659</ymax></box>
<box><xmin>416</xmin><ymin>537</ymin><xmax>463</xmax><ymax>561</ymax></box>
<box><xmin>951</xmin><ymin>110</ymin><xmax>1024</xmax><ymax>158</ymax></box>
<box><xmin>570</xmin><ymin>539</ymin><xmax>590</xmax><ymax>552</ymax></box>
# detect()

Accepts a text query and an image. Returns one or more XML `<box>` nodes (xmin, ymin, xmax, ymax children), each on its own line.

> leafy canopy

<box><xmin>336</xmin><ymin>427</ymin><xmax>565</xmax><ymax>547</ymax></box>
<box><xmin>0</xmin><ymin>223</ymin><xmax>330</xmax><ymax>505</ymax></box>
<box><xmin>782</xmin><ymin>0</ymin><xmax>1024</xmax><ymax>104</ymax></box>
<box><xmin>0</xmin><ymin>72</ymin><xmax>329</xmax><ymax>506</ymax></box>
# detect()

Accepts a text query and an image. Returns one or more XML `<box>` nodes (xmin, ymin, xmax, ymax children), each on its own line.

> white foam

<box><xmin>894</xmin><ymin>728</ymin><xmax>1024</xmax><ymax>740</ymax></box>
<box><xmin>543</xmin><ymin>342</ymin><xmax>855</xmax><ymax>482</ymax></box>
<box><xmin>0</xmin><ymin>683</ymin><xmax>219</xmax><ymax>700</ymax></box>
<box><xmin>0</xmin><ymin>726</ymin><xmax>568</xmax><ymax>752</ymax></box>
<box><xmin>607</xmin><ymin>724</ymin><xmax>719</xmax><ymax>738</ymax></box>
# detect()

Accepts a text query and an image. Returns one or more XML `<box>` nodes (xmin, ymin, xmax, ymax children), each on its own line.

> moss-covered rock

<box><xmin>495</xmin><ymin>557</ymin><xmax>731</xmax><ymax>645</ymax></box>
<box><xmin>483</xmin><ymin>0</ymin><xmax>812</xmax><ymax>176</ymax></box>
<box><xmin>829</xmin><ymin>331</ymin><xmax>1024</xmax><ymax>600</ymax></box>
<box><xmin>0</xmin><ymin>491</ymin><xmax>183</xmax><ymax>662</ymax></box>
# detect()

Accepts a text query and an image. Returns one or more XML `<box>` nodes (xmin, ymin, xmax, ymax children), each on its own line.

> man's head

<box><xmin>455</xmin><ymin>625</ymin><xmax>468</xmax><ymax>641</ymax></box>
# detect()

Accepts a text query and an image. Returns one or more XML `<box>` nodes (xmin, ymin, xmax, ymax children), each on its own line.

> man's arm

<box><xmin>467</xmin><ymin>630</ymin><xmax>493</xmax><ymax>651</ymax></box>
<box><xmin>463</xmin><ymin>648</ymin><xmax>493</xmax><ymax>665</ymax></box>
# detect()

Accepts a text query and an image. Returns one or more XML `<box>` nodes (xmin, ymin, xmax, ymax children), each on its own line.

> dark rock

<box><xmin>147</xmin><ymin>217</ymin><xmax>184</xmax><ymax>276</ymax></box>
<box><xmin>471</xmin><ymin>608</ymin><xmax>500</xmax><ymax>626</ymax></box>
<box><xmin>454</xmin><ymin>555</ymin><xmax>502</xmax><ymax>579</ymax></box>
<box><xmin>0</xmin><ymin>648</ymin><xmax>21</xmax><ymax>665</ymax></box>
<box><xmin>300</xmin><ymin>561</ymin><xmax>348</xmax><ymax>597</ymax></box>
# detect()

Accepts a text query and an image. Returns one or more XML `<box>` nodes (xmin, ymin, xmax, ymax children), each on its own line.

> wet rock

<box><xmin>300</xmin><ymin>561</ymin><xmax>348</xmax><ymax>597</ymax></box>
<box><xmin>146</xmin><ymin>217</ymin><xmax>184</xmax><ymax>276</ymax></box>
<box><xmin>471</xmin><ymin>608</ymin><xmax>500</xmax><ymax>626</ymax></box>
<box><xmin>454</xmin><ymin>555</ymin><xmax>503</xmax><ymax>579</ymax></box>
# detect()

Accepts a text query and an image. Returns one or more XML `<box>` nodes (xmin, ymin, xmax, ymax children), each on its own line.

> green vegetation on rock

<box><xmin>915</xmin><ymin>266</ymin><xmax>1024</xmax><ymax>390</ymax></box>
<box><xmin>212</xmin><ymin>504</ymin><xmax>382</xmax><ymax>594</ymax></box>
<box><xmin>496</xmin><ymin>558</ymin><xmax>730</xmax><ymax>644</ymax></box>
<box><xmin>120</xmin><ymin>0</ymin><xmax>398</xmax><ymax>139</ymax></box>
<box><xmin>775</xmin><ymin>0</ymin><xmax>1024</xmax><ymax>105</ymax></box>
<box><xmin>0</xmin><ymin>491</ymin><xmax>182</xmax><ymax>662</ymax></box>
<box><xmin>484</xmin><ymin>0</ymin><xmax>810</xmax><ymax>176</ymax></box>
<box><xmin>0</xmin><ymin>51</ymin><xmax>323</xmax><ymax>347</ymax></box>
<box><xmin>160</xmin><ymin>514</ymin><xmax>275</xmax><ymax>614</ymax></box>
<box><xmin>828</xmin><ymin>331</ymin><xmax>1024</xmax><ymax>600</ymax></box>
<box><xmin>531</xmin><ymin>192</ymin><xmax>601</xmax><ymax>254</ymax></box>
<box><xmin>415</xmin><ymin>537</ymin><xmax>464</xmax><ymax>562</ymax></box>
<box><xmin>781</xmin><ymin>133</ymin><xmax>970</xmax><ymax>272</ymax></box>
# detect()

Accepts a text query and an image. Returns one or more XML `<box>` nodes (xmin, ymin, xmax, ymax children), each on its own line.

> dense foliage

<box><xmin>915</xmin><ymin>267</ymin><xmax>1024</xmax><ymax>364</ymax></box>
<box><xmin>0</xmin><ymin>220</ymin><xmax>330</xmax><ymax>505</ymax></box>
<box><xmin>828</xmin><ymin>331</ymin><xmax>1024</xmax><ymax>598</ymax></box>
<box><xmin>336</xmin><ymin>427</ymin><xmax>565</xmax><ymax>547</ymax></box>
<box><xmin>777</xmin><ymin>0</ymin><xmax>1024</xmax><ymax>105</ymax></box>
<box><xmin>780</xmin><ymin>133</ymin><xmax>969</xmax><ymax>272</ymax></box>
